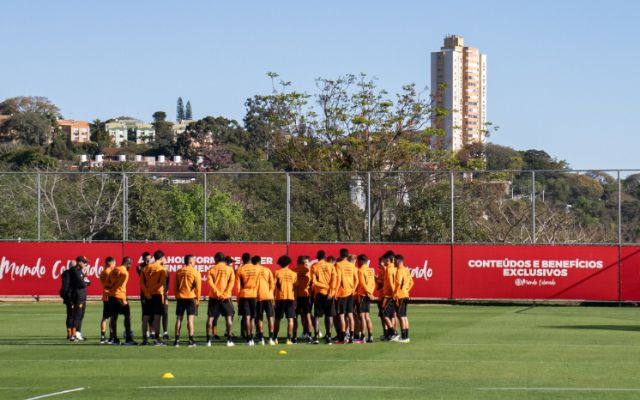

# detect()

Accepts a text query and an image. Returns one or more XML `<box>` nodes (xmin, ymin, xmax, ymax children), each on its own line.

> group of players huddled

<box><xmin>60</xmin><ymin>248</ymin><xmax>414</xmax><ymax>347</ymax></box>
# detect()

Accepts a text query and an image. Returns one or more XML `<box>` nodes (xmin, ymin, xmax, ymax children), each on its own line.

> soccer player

<box><xmin>59</xmin><ymin>261</ymin><xmax>73</xmax><ymax>339</ymax></box>
<box><xmin>206</xmin><ymin>252</ymin><xmax>236</xmax><ymax>347</ymax></box>
<box><xmin>381</xmin><ymin>251</ymin><xmax>399</xmax><ymax>341</ymax></box>
<box><xmin>136</xmin><ymin>252</ymin><xmax>152</xmax><ymax>345</ymax></box>
<box><xmin>274</xmin><ymin>255</ymin><xmax>297</xmax><ymax>345</ymax></box>
<box><xmin>141</xmin><ymin>250</ymin><xmax>168</xmax><ymax>346</ymax></box>
<box><xmin>356</xmin><ymin>254</ymin><xmax>375</xmax><ymax>343</ymax></box>
<box><xmin>255</xmin><ymin>255</ymin><xmax>276</xmax><ymax>345</ymax></box>
<box><xmin>161</xmin><ymin>259</ymin><xmax>170</xmax><ymax>341</ymax></box>
<box><xmin>293</xmin><ymin>255</ymin><xmax>312</xmax><ymax>343</ymax></box>
<box><xmin>99</xmin><ymin>257</ymin><xmax>116</xmax><ymax>344</ymax></box>
<box><xmin>375</xmin><ymin>256</ymin><xmax>387</xmax><ymax>337</ymax></box>
<box><xmin>334</xmin><ymin>248</ymin><xmax>359</xmax><ymax>344</ymax></box>
<box><xmin>311</xmin><ymin>250</ymin><xmax>336</xmax><ymax>344</ymax></box>
<box><xmin>393</xmin><ymin>254</ymin><xmax>414</xmax><ymax>343</ymax></box>
<box><xmin>174</xmin><ymin>254</ymin><xmax>202</xmax><ymax>347</ymax></box>
<box><xmin>236</xmin><ymin>252</ymin><xmax>259</xmax><ymax>346</ymax></box>
<box><xmin>107</xmin><ymin>257</ymin><xmax>136</xmax><ymax>345</ymax></box>
<box><xmin>68</xmin><ymin>256</ymin><xmax>90</xmax><ymax>342</ymax></box>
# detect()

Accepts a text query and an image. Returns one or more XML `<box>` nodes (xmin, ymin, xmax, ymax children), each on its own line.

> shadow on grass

<box><xmin>544</xmin><ymin>325</ymin><xmax>640</xmax><ymax>332</ymax></box>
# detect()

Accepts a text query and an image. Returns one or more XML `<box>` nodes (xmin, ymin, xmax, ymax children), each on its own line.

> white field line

<box><xmin>24</xmin><ymin>387</ymin><xmax>85</xmax><ymax>400</ymax></box>
<box><xmin>139</xmin><ymin>385</ymin><xmax>412</xmax><ymax>390</ymax></box>
<box><xmin>478</xmin><ymin>387</ymin><xmax>640</xmax><ymax>392</ymax></box>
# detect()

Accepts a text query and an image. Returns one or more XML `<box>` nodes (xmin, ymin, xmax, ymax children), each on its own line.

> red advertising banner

<box><xmin>288</xmin><ymin>244</ymin><xmax>451</xmax><ymax>299</ymax></box>
<box><xmin>1</xmin><ymin>242</ymin><xmax>637</xmax><ymax>301</ymax></box>
<box><xmin>0</xmin><ymin>242</ymin><xmax>123</xmax><ymax>297</ymax></box>
<box><xmin>453</xmin><ymin>245</ymin><xmax>619</xmax><ymax>300</ymax></box>
<box><xmin>620</xmin><ymin>246</ymin><xmax>640</xmax><ymax>301</ymax></box>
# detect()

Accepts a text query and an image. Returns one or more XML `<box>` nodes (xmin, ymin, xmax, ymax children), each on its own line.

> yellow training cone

<box><xmin>278</xmin><ymin>350</ymin><xmax>287</xmax><ymax>355</ymax></box>
<box><xmin>162</xmin><ymin>372</ymin><xmax>175</xmax><ymax>379</ymax></box>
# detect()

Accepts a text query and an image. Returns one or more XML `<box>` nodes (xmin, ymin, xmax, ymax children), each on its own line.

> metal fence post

<box><xmin>36</xmin><ymin>172</ymin><xmax>41</xmax><ymax>241</ymax></box>
<box><xmin>286</xmin><ymin>173</ymin><xmax>291</xmax><ymax>243</ymax></box>
<box><xmin>618</xmin><ymin>170</ymin><xmax>622</xmax><ymax>245</ymax></box>
<box><xmin>367</xmin><ymin>172</ymin><xmax>372</xmax><ymax>243</ymax></box>
<box><xmin>203</xmin><ymin>173</ymin><xmax>207</xmax><ymax>242</ymax></box>
<box><xmin>450</xmin><ymin>171</ymin><xmax>455</xmax><ymax>243</ymax></box>
<box><xmin>122</xmin><ymin>172</ymin><xmax>127</xmax><ymax>242</ymax></box>
<box><xmin>531</xmin><ymin>170</ymin><xmax>536</xmax><ymax>244</ymax></box>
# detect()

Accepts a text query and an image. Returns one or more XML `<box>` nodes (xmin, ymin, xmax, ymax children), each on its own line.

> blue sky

<box><xmin>1</xmin><ymin>0</ymin><xmax>638</xmax><ymax>170</ymax></box>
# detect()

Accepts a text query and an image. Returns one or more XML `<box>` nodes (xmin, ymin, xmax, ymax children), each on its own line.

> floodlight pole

<box><xmin>37</xmin><ymin>172</ymin><xmax>41</xmax><ymax>241</ymax></box>
<box><xmin>367</xmin><ymin>172</ymin><xmax>372</xmax><ymax>243</ymax></box>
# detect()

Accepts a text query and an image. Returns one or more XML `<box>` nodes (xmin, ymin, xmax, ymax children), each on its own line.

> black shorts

<box><xmin>238</xmin><ymin>298</ymin><xmax>257</xmax><ymax>317</ymax></box>
<box><xmin>336</xmin><ymin>296</ymin><xmax>354</xmax><ymax>314</ymax></box>
<box><xmin>313</xmin><ymin>294</ymin><xmax>336</xmax><ymax>318</ymax></box>
<box><xmin>377</xmin><ymin>299</ymin><xmax>384</xmax><ymax>317</ymax></box>
<box><xmin>357</xmin><ymin>296</ymin><xmax>371</xmax><ymax>313</ymax></box>
<box><xmin>102</xmin><ymin>301</ymin><xmax>111</xmax><ymax>319</ymax></box>
<box><xmin>176</xmin><ymin>299</ymin><xmax>197</xmax><ymax>316</ymax></box>
<box><xmin>396</xmin><ymin>298</ymin><xmax>409</xmax><ymax>317</ymax></box>
<box><xmin>295</xmin><ymin>297</ymin><xmax>311</xmax><ymax>315</ymax></box>
<box><xmin>383</xmin><ymin>298</ymin><xmax>397</xmax><ymax>318</ymax></box>
<box><xmin>208</xmin><ymin>299</ymin><xmax>235</xmax><ymax>318</ymax></box>
<box><xmin>275</xmin><ymin>300</ymin><xmax>296</xmax><ymax>319</ymax></box>
<box><xmin>144</xmin><ymin>294</ymin><xmax>164</xmax><ymax>316</ymax></box>
<box><xmin>108</xmin><ymin>297</ymin><xmax>130</xmax><ymax>317</ymax></box>
<box><xmin>256</xmin><ymin>300</ymin><xmax>274</xmax><ymax>318</ymax></box>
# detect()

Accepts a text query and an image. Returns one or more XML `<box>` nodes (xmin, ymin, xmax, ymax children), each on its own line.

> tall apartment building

<box><xmin>58</xmin><ymin>119</ymin><xmax>90</xmax><ymax>143</ymax></box>
<box><xmin>431</xmin><ymin>35</ymin><xmax>487</xmax><ymax>151</ymax></box>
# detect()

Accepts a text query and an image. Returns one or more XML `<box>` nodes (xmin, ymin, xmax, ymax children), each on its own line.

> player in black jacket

<box><xmin>60</xmin><ymin>262</ymin><xmax>74</xmax><ymax>339</ymax></box>
<box><xmin>68</xmin><ymin>256</ymin><xmax>91</xmax><ymax>342</ymax></box>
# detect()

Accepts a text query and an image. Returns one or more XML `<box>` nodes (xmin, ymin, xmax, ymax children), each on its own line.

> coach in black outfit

<box><xmin>68</xmin><ymin>256</ymin><xmax>90</xmax><ymax>341</ymax></box>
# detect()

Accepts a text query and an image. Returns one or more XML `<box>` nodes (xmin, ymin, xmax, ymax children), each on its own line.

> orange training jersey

<box><xmin>99</xmin><ymin>265</ymin><xmax>114</xmax><ymax>301</ymax></box>
<box><xmin>382</xmin><ymin>263</ymin><xmax>397</xmax><ymax>298</ymax></box>
<box><xmin>293</xmin><ymin>265</ymin><xmax>311</xmax><ymax>298</ymax></box>
<box><xmin>375</xmin><ymin>266</ymin><xmax>385</xmax><ymax>301</ymax></box>
<box><xmin>207</xmin><ymin>262</ymin><xmax>235</xmax><ymax>299</ymax></box>
<box><xmin>107</xmin><ymin>265</ymin><xmax>129</xmax><ymax>303</ymax></box>
<box><xmin>335</xmin><ymin>259</ymin><xmax>359</xmax><ymax>298</ymax></box>
<box><xmin>394</xmin><ymin>264</ymin><xmax>414</xmax><ymax>299</ymax></box>
<box><xmin>356</xmin><ymin>264</ymin><xmax>375</xmax><ymax>298</ymax></box>
<box><xmin>274</xmin><ymin>267</ymin><xmax>297</xmax><ymax>301</ymax></box>
<box><xmin>175</xmin><ymin>265</ymin><xmax>202</xmax><ymax>303</ymax></box>
<box><xmin>256</xmin><ymin>265</ymin><xmax>275</xmax><ymax>301</ymax></box>
<box><xmin>141</xmin><ymin>261</ymin><xmax>168</xmax><ymax>300</ymax></box>
<box><xmin>236</xmin><ymin>263</ymin><xmax>260</xmax><ymax>298</ymax></box>
<box><xmin>311</xmin><ymin>260</ymin><xmax>334</xmax><ymax>296</ymax></box>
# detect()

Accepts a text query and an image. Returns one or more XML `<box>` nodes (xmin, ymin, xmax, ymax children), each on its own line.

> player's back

<box><xmin>237</xmin><ymin>263</ymin><xmax>259</xmax><ymax>298</ymax></box>
<box><xmin>274</xmin><ymin>268</ymin><xmax>297</xmax><ymax>300</ymax></box>
<box><xmin>293</xmin><ymin>265</ymin><xmax>311</xmax><ymax>297</ymax></box>
<box><xmin>256</xmin><ymin>265</ymin><xmax>275</xmax><ymax>301</ymax></box>
<box><xmin>336</xmin><ymin>260</ymin><xmax>358</xmax><ymax>297</ymax></box>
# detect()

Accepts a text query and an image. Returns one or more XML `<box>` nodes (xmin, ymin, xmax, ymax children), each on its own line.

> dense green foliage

<box><xmin>0</xmin><ymin>81</ymin><xmax>635</xmax><ymax>243</ymax></box>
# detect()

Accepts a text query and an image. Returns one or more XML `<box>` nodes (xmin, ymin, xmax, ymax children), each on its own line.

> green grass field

<box><xmin>1</xmin><ymin>302</ymin><xmax>640</xmax><ymax>400</ymax></box>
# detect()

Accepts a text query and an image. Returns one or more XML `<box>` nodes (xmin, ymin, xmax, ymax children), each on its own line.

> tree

<box><xmin>89</xmin><ymin>119</ymin><xmax>111</xmax><ymax>149</ymax></box>
<box><xmin>485</xmin><ymin>143</ymin><xmax>524</xmax><ymax>171</ymax></box>
<box><xmin>176</xmin><ymin>97</ymin><xmax>185</xmax><ymax>122</ymax></box>
<box><xmin>6</xmin><ymin>112</ymin><xmax>54</xmax><ymax>145</ymax></box>
<box><xmin>0</xmin><ymin>96</ymin><xmax>60</xmax><ymax>121</ymax></box>
<box><xmin>185</xmin><ymin>100</ymin><xmax>192</xmax><ymax>120</ymax></box>
<box><xmin>150</xmin><ymin>111</ymin><xmax>175</xmax><ymax>156</ymax></box>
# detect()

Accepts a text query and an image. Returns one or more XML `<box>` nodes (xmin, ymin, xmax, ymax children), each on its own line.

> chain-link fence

<box><xmin>0</xmin><ymin>170</ymin><xmax>637</xmax><ymax>244</ymax></box>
